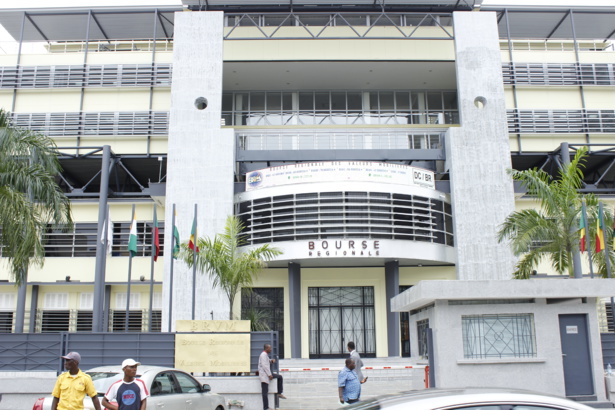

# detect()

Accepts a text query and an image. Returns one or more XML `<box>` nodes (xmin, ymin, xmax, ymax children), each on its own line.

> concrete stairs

<box><xmin>274</xmin><ymin>358</ymin><xmax>427</xmax><ymax>410</ymax></box>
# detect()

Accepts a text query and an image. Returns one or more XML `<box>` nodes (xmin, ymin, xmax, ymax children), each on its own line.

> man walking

<box><xmin>51</xmin><ymin>352</ymin><xmax>102</xmax><ymax>410</ymax></box>
<box><xmin>102</xmin><ymin>359</ymin><xmax>148</xmax><ymax>410</ymax></box>
<box><xmin>347</xmin><ymin>341</ymin><xmax>367</xmax><ymax>383</ymax></box>
<box><xmin>258</xmin><ymin>343</ymin><xmax>286</xmax><ymax>410</ymax></box>
<box><xmin>338</xmin><ymin>358</ymin><xmax>361</xmax><ymax>405</ymax></box>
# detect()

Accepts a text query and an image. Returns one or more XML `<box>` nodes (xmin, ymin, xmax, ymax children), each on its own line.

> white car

<box><xmin>341</xmin><ymin>388</ymin><xmax>598</xmax><ymax>410</ymax></box>
<box><xmin>32</xmin><ymin>365</ymin><xmax>227</xmax><ymax>410</ymax></box>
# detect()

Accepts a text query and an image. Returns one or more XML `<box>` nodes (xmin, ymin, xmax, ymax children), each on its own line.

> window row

<box><xmin>222</xmin><ymin>90</ymin><xmax>459</xmax><ymax>126</ymax></box>
<box><xmin>0</xmin><ymin>64</ymin><xmax>172</xmax><ymax>89</ymax></box>
<box><xmin>239</xmin><ymin>132</ymin><xmax>443</xmax><ymax>151</ymax></box>
<box><xmin>237</xmin><ymin>191</ymin><xmax>454</xmax><ymax>246</ymax></box>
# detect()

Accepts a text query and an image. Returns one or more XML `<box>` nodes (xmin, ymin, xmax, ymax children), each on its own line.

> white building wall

<box><xmin>163</xmin><ymin>11</ymin><xmax>235</xmax><ymax>330</ymax></box>
<box><xmin>447</xmin><ymin>11</ymin><xmax>516</xmax><ymax>280</ymax></box>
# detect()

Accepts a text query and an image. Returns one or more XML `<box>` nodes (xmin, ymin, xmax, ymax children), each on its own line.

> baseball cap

<box><xmin>61</xmin><ymin>352</ymin><xmax>81</xmax><ymax>363</ymax></box>
<box><xmin>122</xmin><ymin>358</ymin><xmax>141</xmax><ymax>369</ymax></box>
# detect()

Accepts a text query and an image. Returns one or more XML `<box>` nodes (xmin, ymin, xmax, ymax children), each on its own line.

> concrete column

<box><xmin>163</xmin><ymin>11</ymin><xmax>235</xmax><ymax>331</ymax></box>
<box><xmin>446</xmin><ymin>11</ymin><xmax>516</xmax><ymax>280</ymax></box>
<box><xmin>288</xmin><ymin>262</ymin><xmax>301</xmax><ymax>358</ymax></box>
<box><xmin>28</xmin><ymin>284</ymin><xmax>38</xmax><ymax>333</ymax></box>
<box><xmin>385</xmin><ymin>261</ymin><xmax>400</xmax><ymax>357</ymax></box>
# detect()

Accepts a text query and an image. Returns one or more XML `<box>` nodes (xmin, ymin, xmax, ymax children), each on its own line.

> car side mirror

<box><xmin>202</xmin><ymin>384</ymin><xmax>211</xmax><ymax>393</ymax></box>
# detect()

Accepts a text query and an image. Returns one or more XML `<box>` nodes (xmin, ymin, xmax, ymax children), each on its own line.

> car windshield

<box><xmin>87</xmin><ymin>372</ymin><xmax>141</xmax><ymax>396</ymax></box>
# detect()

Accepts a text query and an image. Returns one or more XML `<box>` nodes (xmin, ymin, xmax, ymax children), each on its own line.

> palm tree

<box><xmin>181</xmin><ymin>215</ymin><xmax>282</xmax><ymax>319</ymax></box>
<box><xmin>498</xmin><ymin>147</ymin><xmax>612</xmax><ymax>279</ymax></box>
<box><xmin>0</xmin><ymin>109</ymin><xmax>72</xmax><ymax>286</ymax></box>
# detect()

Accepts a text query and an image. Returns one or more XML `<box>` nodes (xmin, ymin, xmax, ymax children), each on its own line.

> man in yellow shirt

<box><xmin>51</xmin><ymin>352</ymin><xmax>102</xmax><ymax>410</ymax></box>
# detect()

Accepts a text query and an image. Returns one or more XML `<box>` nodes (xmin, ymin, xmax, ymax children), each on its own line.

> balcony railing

<box><xmin>11</xmin><ymin>111</ymin><xmax>169</xmax><ymax>137</ymax></box>
<box><xmin>503</xmin><ymin>63</ymin><xmax>615</xmax><ymax>86</ymax></box>
<box><xmin>507</xmin><ymin>109</ymin><xmax>615</xmax><ymax>134</ymax></box>
<box><xmin>0</xmin><ymin>64</ymin><xmax>172</xmax><ymax>89</ymax></box>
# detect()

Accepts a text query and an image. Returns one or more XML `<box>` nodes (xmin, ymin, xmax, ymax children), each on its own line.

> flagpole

<box><xmin>599</xmin><ymin>202</ymin><xmax>615</xmax><ymax>327</ymax></box>
<box><xmin>168</xmin><ymin>204</ymin><xmax>176</xmax><ymax>332</ymax></box>
<box><xmin>192</xmin><ymin>203</ymin><xmax>197</xmax><ymax>321</ymax></box>
<box><xmin>102</xmin><ymin>205</ymin><xmax>110</xmax><ymax>330</ymax></box>
<box><xmin>148</xmin><ymin>206</ymin><xmax>156</xmax><ymax>332</ymax></box>
<box><xmin>126</xmin><ymin>204</ymin><xmax>136</xmax><ymax>332</ymax></box>
<box><xmin>582</xmin><ymin>199</ymin><xmax>594</xmax><ymax>278</ymax></box>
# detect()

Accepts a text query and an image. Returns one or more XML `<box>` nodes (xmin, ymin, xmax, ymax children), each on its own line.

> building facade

<box><xmin>0</xmin><ymin>1</ymin><xmax>614</xmax><ymax>359</ymax></box>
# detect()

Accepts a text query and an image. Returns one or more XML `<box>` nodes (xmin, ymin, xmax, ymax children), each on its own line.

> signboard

<box><xmin>176</xmin><ymin>320</ymin><xmax>250</xmax><ymax>332</ymax></box>
<box><xmin>246</xmin><ymin>161</ymin><xmax>435</xmax><ymax>191</ymax></box>
<box><xmin>566</xmin><ymin>326</ymin><xmax>578</xmax><ymax>334</ymax></box>
<box><xmin>175</xmin><ymin>333</ymin><xmax>251</xmax><ymax>373</ymax></box>
<box><xmin>175</xmin><ymin>320</ymin><xmax>251</xmax><ymax>373</ymax></box>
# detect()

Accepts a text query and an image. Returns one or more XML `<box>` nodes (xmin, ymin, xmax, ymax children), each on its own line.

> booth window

<box><xmin>462</xmin><ymin>314</ymin><xmax>536</xmax><ymax>359</ymax></box>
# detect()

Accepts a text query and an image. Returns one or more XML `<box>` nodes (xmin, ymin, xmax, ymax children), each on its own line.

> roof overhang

<box><xmin>392</xmin><ymin>278</ymin><xmax>615</xmax><ymax>312</ymax></box>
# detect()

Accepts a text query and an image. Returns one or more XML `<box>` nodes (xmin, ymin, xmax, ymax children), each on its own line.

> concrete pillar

<box><xmin>446</xmin><ymin>11</ymin><xmax>516</xmax><ymax>280</ymax></box>
<box><xmin>385</xmin><ymin>261</ymin><xmax>400</xmax><ymax>357</ymax></box>
<box><xmin>162</xmin><ymin>11</ymin><xmax>235</xmax><ymax>330</ymax></box>
<box><xmin>288</xmin><ymin>262</ymin><xmax>301</xmax><ymax>358</ymax></box>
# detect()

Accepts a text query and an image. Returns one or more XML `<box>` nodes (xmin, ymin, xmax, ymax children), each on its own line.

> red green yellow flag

<box><xmin>189</xmin><ymin>216</ymin><xmax>199</xmax><ymax>253</ymax></box>
<box><xmin>153</xmin><ymin>212</ymin><xmax>160</xmax><ymax>262</ymax></box>
<box><xmin>596</xmin><ymin>210</ymin><xmax>606</xmax><ymax>253</ymax></box>
<box><xmin>579</xmin><ymin>211</ymin><xmax>587</xmax><ymax>253</ymax></box>
<box><xmin>173</xmin><ymin>209</ymin><xmax>180</xmax><ymax>259</ymax></box>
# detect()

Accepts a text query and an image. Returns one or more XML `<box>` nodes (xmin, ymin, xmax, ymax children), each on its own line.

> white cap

<box><xmin>122</xmin><ymin>358</ymin><xmax>141</xmax><ymax>369</ymax></box>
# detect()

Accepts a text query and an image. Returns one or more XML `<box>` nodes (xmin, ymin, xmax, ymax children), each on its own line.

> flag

<box><xmin>579</xmin><ymin>211</ymin><xmax>587</xmax><ymax>253</ymax></box>
<box><xmin>172</xmin><ymin>209</ymin><xmax>180</xmax><ymax>259</ymax></box>
<box><xmin>153</xmin><ymin>212</ymin><xmax>160</xmax><ymax>262</ymax></box>
<box><xmin>189</xmin><ymin>216</ymin><xmax>199</xmax><ymax>252</ymax></box>
<box><xmin>128</xmin><ymin>216</ymin><xmax>138</xmax><ymax>257</ymax></box>
<box><xmin>101</xmin><ymin>215</ymin><xmax>113</xmax><ymax>255</ymax></box>
<box><xmin>613</xmin><ymin>209</ymin><xmax>615</xmax><ymax>251</ymax></box>
<box><xmin>596</xmin><ymin>208</ymin><xmax>606</xmax><ymax>253</ymax></box>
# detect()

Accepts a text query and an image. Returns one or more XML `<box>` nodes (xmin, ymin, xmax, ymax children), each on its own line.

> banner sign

<box><xmin>246</xmin><ymin>161</ymin><xmax>435</xmax><ymax>191</ymax></box>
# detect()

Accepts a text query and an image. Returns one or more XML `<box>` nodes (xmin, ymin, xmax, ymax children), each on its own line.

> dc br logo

<box><xmin>247</xmin><ymin>172</ymin><xmax>263</xmax><ymax>188</ymax></box>
<box><xmin>122</xmin><ymin>390</ymin><xmax>137</xmax><ymax>405</ymax></box>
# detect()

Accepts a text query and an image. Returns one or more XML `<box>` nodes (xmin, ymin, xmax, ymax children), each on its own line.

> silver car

<box><xmin>341</xmin><ymin>388</ymin><xmax>597</xmax><ymax>410</ymax></box>
<box><xmin>32</xmin><ymin>365</ymin><xmax>227</xmax><ymax>410</ymax></box>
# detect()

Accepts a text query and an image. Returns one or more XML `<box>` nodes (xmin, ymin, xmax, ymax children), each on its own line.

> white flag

<box><xmin>101</xmin><ymin>216</ymin><xmax>113</xmax><ymax>255</ymax></box>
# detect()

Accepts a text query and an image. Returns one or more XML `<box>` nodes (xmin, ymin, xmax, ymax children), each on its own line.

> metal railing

<box><xmin>507</xmin><ymin>109</ymin><xmax>615</xmax><ymax>134</ymax></box>
<box><xmin>11</xmin><ymin>111</ymin><xmax>169</xmax><ymax>137</ymax></box>
<box><xmin>503</xmin><ymin>63</ymin><xmax>615</xmax><ymax>86</ymax></box>
<box><xmin>0</xmin><ymin>64</ymin><xmax>172</xmax><ymax>89</ymax></box>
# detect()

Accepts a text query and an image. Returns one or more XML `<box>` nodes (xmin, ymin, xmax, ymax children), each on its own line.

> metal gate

<box><xmin>308</xmin><ymin>286</ymin><xmax>375</xmax><ymax>358</ymax></box>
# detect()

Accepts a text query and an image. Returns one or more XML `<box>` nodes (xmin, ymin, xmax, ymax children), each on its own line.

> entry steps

<box><xmin>274</xmin><ymin>358</ymin><xmax>614</xmax><ymax>410</ymax></box>
<box><xmin>275</xmin><ymin>357</ymin><xmax>427</xmax><ymax>410</ymax></box>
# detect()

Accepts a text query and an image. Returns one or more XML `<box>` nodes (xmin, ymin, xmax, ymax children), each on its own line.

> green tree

<box><xmin>181</xmin><ymin>215</ymin><xmax>282</xmax><ymax>319</ymax></box>
<box><xmin>0</xmin><ymin>109</ymin><xmax>72</xmax><ymax>285</ymax></box>
<box><xmin>498</xmin><ymin>147</ymin><xmax>613</xmax><ymax>279</ymax></box>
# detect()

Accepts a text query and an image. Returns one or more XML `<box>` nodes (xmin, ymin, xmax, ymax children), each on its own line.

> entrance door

<box><xmin>308</xmin><ymin>287</ymin><xmax>375</xmax><ymax>358</ymax></box>
<box><xmin>558</xmin><ymin>314</ymin><xmax>594</xmax><ymax>396</ymax></box>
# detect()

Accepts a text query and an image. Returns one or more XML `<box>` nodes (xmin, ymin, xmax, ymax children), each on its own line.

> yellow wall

<box><xmin>515</xmin><ymin>88</ymin><xmax>583</xmax><ymax>109</ymax></box>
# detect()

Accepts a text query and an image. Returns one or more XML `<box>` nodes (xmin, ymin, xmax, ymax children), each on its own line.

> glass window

<box><xmin>379</xmin><ymin>92</ymin><xmax>395</xmax><ymax>111</ymax></box>
<box><xmin>417</xmin><ymin>318</ymin><xmax>429</xmax><ymax>358</ymax></box>
<box><xmin>152</xmin><ymin>372</ymin><xmax>177</xmax><ymax>395</ymax></box>
<box><xmin>250</xmin><ymin>92</ymin><xmax>265</xmax><ymax>111</ymax></box>
<box><xmin>331</xmin><ymin>92</ymin><xmax>346</xmax><ymax>111</ymax></box>
<box><xmin>299</xmin><ymin>92</ymin><xmax>313</xmax><ymax>111</ymax></box>
<box><xmin>443</xmin><ymin>92</ymin><xmax>458</xmax><ymax>110</ymax></box>
<box><xmin>267</xmin><ymin>92</ymin><xmax>281</xmax><ymax>110</ymax></box>
<box><xmin>396</xmin><ymin>92</ymin><xmax>410</xmax><ymax>110</ymax></box>
<box><xmin>174</xmin><ymin>372</ymin><xmax>201</xmax><ymax>393</ymax></box>
<box><xmin>462</xmin><ymin>314</ymin><xmax>537</xmax><ymax>359</ymax></box>
<box><xmin>427</xmin><ymin>92</ymin><xmax>443</xmax><ymax>110</ymax></box>
<box><xmin>315</xmin><ymin>92</ymin><xmax>329</xmax><ymax>111</ymax></box>
<box><xmin>347</xmin><ymin>92</ymin><xmax>362</xmax><ymax>110</ymax></box>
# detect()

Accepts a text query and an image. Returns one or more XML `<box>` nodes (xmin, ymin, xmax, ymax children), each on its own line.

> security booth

<box><xmin>392</xmin><ymin>279</ymin><xmax>615</xmax><ymax>403</ymax></box>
